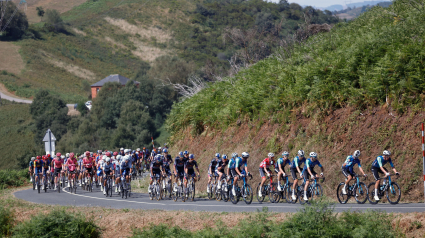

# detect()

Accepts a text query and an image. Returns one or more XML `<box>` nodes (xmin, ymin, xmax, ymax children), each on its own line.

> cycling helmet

<box><xmin>70</xmin><ymin>153</ymin><xmax>75</xmax><ymax>158</ymax></box>
<box><xmin>31</xmin><ymin>157</ymin><xmax>36</xmax><ymax>161</ymax></box>
<box><xmin>310</xmin><ymin>152</ymin><xmax>317</xmax><ymax>157</ymax></box>
<box><xmin>105</xmin><ymin>157</ymin><xmax>111</xmax><ymax>162</ymax></box>
<box><xmin>143</xmin><ymin>147</ymin><xmax>146</xmax><ymax>150</ymax></box>
<box><xmin>234</xmin><ymin>153</ymin><xmax>239</xmax><ymax>158</ymax></box>
<box><xmin>117</xmin><ymin>155</ymin><xmax>122</xmax><ymax>161</ymax></box>
<box><xmin>97</xmin><ymin>150</ymin><xmax>102</xmax><ymax>153</ymax></box>
<box><xmin>179</xmin><ymin>151</ymin><xmax>183</xmax><ymax>156</ymax></box>
<box><xmin>183</xmin><ymin>150</ymin><xmax>189</xmax><ymax>155</ymax></box>
<box><xmin>222</xmin><ymin>154</ymin><xmax>228</xmax><ymax>160</ymax></box>
<box><xmin>102</xmin><ymin>155</ymin><xmax>107</xmax><ymax>160</ymax></box>
<box><xmin>113</xmin><ymin>152</ymin><xmax>118</xmax><ymax>156</ymax></box>
<box><xmin>120</xmin><ymin>148</ymin><xmax>124</xmax><ymax>151</ymax></box>
<box><xmin>132</xmin><ymin>150</ymin><xmax>136</xmax><ymax>154</ymax></box>
<box><xmin>36</xmin><ymin>156</ymin><xmax>41</xmax><ymax>160</ymax></box>
<box><xmin>85</xmin><ymin>151</ymin><xmax>90</xmax><ymax>156</ymax></box>
<box><xmin>268</xmin><ymin>152</ymin><xmax>275</xmax><ymax>158</ymax></box>
<box><xmin>298</xmin><ymin>150</ymin><xmax>305</xmax><ymax>157</ymax></box>
<box><xmin>158</xmin><ymin>147</ymin><xmax>162</xmax><ymax>150</ymax></box>
<box><xmin>241</xmin><ymin>152</ymin><xmax>249</xmax><ymax>158</ymax></box>
<box><xmin>163</xmin><ymin>149</ymin><xmax>168</xmax><ymax>153</ymax></box>
<box><xmin>282</xmin><ymin>151</ymin><xmax>289</xmax><ymax>157</ymax></box>
<box><xmin>353</xmin><ymin>150</ymin><xmax>361</xmax><ymax>158</ymax></box>
<box><xmin>66</xmin><ymin>153</ymin><xmax>70</xmax><ymax>157</ymax></box>
<box><xmin>105</xmin><ymin>152</ymin><xmax>110</xmax><ymax>157</ymax></box>
<box><xmin>137</xmin><ymin>148</ymin><xmax>140</xmax><ymax>152</ymax></box>
<box><xmin>383</xmin><ymin>150</ymin><xmax>391</xmax><ymax>156</ymax></box>
<box><xmin>61</xmin><ymin>155</ymin><xmax>65</xmax><ymax>159</ymax></box>
<box><xmin>47</xmin><ymin>154</ymin><xmax>51</xmax><ymax>158</ymax></box>
<box><xmin>215</xmin><ymin>153</ymin><xmax>221</xmax><ymax>158</ymax></box>
<box><xmin>189</xmin><ymin>154</ymin><xmax>195</xmax><ymax>159</ymax></box>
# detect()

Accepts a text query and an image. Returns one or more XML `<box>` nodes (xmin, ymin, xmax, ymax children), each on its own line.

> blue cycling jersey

<box><xmin>235</xmin><ymin>157</ymin><xmax>247</xmax><ymax>169</ymax></box>
<box><xmin>342</xmin><ymin>155</ymin><xmax>361</xmax><ymax>169</ymax></box>
<box><xmin>228</xmin><ymin>158</ymin><xmax>236</xmax><ymax>169</ymax></box>
<box><xmin>276</xmin><ymin>157</ymin><xmax>290</xmax><ymax>169</ymax></box>
<box><xmin>303</xmin><ymin>158</ymin><xmax>322</xmax><ymax>170</ymax></box>
<box><xmin>120</xmin><ymin>160</ymin><xmax>131</xmax><ymax>169</ymax></box>
<box><xmin>290</xmin><ymin>156</ymin><xmax>306</xmax><ymax>169</ymax></box>
<box><xmin>372</xmin><ymin>156</ymin><xmax>394</xmax><ymax>169</ymax></box>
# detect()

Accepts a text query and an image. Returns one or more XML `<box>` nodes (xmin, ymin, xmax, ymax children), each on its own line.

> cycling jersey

<box><xmin>372</xmin><ymin>156</ymin><xmax>394</xmax><ymax>169</ymax></box>
<box><xmin>131</xmin><ymin>154</ymin><xmax>138</xmax><ymax>163</ymax></box>
<box><xmin>185</xmin><ymin>160</ymin><xmax>198</xmax><ymax>170</ymax></box>
<box><xmin>34</xmin><ymin>159</ymin><xmax>43</xmax><ymax>168</ymax></box>
<box><xmin>228</xmin><ymin>158</ymin><xmax>236</xmax><ymax>169</ymax></box>
<box><xmin>215</xmin><ymin>159</ymin><xmax>228</xmax><ymax>171</ymax></box>
<box><xmin>66</xmin><ymin>158</ymin><xmax>78</xmax><ymax>171</ymax></box>
<box><xmin>235</xmin><ymin>157</ymin><xmax>247</xmax><ymax>170</ymax></box>
<box><xmin>150</xmin><ymin>159</ymin><xmax>163</xmax><ymax>171</ymax></box>
<box><xmin>103</xmin><ymin>163</ymin><xmax>114</xmax><ymax>172</ymax></box>
<box><xmin>174</xmin><ymin>157</ymin><xmax>185</xmax><ymax>171</ymax></box>
<box><xmin>83</xmin><ymin>157</ymin><xmax>94</xmax><ymax>168</ymax></box>
<box><xmin>342</xmin><ymin>155</ymin><xmax>361</xmax><ymax>169</ymax></box>
<box><xmin>259</xmin><ymin>158</ymin><xmax>274</xmax><ymax>169</ymax></box>
<box><xmin>162</xmin><ymin>155</ymin><xmax>173</xmax><ymax>170</ymax></box>
<box><xmin>290</xmin><ymin>156</ymin><xmax>306</xmax><ymax>169</ymax></box>
<box><xmin>303</xmin><ymin>158</ymin><xmax>322</xmax><ymax>170</ymax></box>
<box><xmin>42</xmin><ymin>158</ymin><xmax>51</xmax><ymax>169</ymax></box>
<box><xmin>209</xmin><ymin>158</ymin><xmax>218</xmax><ymax>170</ymax></box>
<box><xmin>77</xmin><ymin>158</ymin><xmax>84</xmax><ymax>170</ymax></box>
<box><xmin>276</xmin><ymin>157</ymin><xmax>290</xmax><ymax>170</ymax></box>
<box><xmin>53</xmin><ymin>158</ymin><xmax>63</xmax><ymax>169</ymax></box>
<box><xmin>120</xmin><ymin>160</ymin><xmax>131</xmax><ymax>170</ymax></box>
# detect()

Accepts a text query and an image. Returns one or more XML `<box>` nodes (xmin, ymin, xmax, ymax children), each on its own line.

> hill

<box><xmin>336</xmin><ymin>1</ymin><xmax>392</xmax><ymax>20</ymax></box>
<box><xmin>166</xmin><ymin>0</ymin><xmax>425</xmax><ymax>201</ymax></box>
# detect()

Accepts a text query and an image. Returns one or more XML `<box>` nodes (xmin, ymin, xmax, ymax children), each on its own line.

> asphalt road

<box><xmin>0</xmin><ymin>91</ymin><xmax>74</xmax><ymax>107</ymax></box>
<box><xmin>14</xmin><ymin>186</ymin><xmax>425</xmax><ymax>213</ymax></box>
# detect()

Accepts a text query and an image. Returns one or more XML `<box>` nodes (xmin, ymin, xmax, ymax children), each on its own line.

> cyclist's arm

<box><xmin>235</xmin><ymin>167</ymin><xmax>241</xmax><ymax>176</ymax></box>
<box><xmin>244</xmin><ymin>164</ymin><xmax>249</xmax><ymax>175</ymax></box>
<box><xmin>295</xmin><ymin>159</ymin><xmax>302</xmax><ymax>175</ymax></box>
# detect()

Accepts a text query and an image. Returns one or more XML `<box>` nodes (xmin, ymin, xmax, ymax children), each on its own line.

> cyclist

<box><xmin>118</xmin><ymin>155</ymin><xmax>132</xmax><ymax>191</ymax></box>
<box><xmin>184</xmin><ymin>154</ymin><xmax>200</xmax><ymax>197</ymax></box>
<box><xmin>207</xmin><ymin>153</ymin><xmax>220</xmax><ymax>193</ymax></box>
<box><xmin>341</xmin><ymin>150</ymin><xmax>367</xmax><ymax>194</ymax></box>
<box><xmin>162</xmin><ymin>149</ymin><xmax>173</xmax><ymax>188</ymax></box>
<box><xmin>66</xmin><ymin>153</ymin><xmax>78</xmax><ymax>188</ymax></box>
<box><xmin>29</xmin><ymin>157</ymin><xmax>35</xmax><ymax>182</ymax></box>
<box><xmin>97</xmin><ymin>155</ymin><xmax>105</xmax><ymax>192</ymax></box>
<box><xmin>371</xmin><ymin>150</ymin><xmax>400</xmax><ymax>201</ymax></box>
<box><xmin>258</xmin><ymin>153</ymin><xmax>275</xmax><ymax>198</ymax></box>
<box><xmin>183</xmin><ymin>151</ymin><xmax>189</xmax><ymax>163</ymax></box>
<box><xmin>276</xmin><ymin>151</ymin><xmax>291</xmax><ymax>191</ymax></box>
<box><xmin>83</xmin><ymin>151</ymin><xmax>94</xmax><ymax>186</ymax></box>
<box><xmin>114</xmin><ymin>155</ymin><xmax>122</xmax><ymax>193</ymax></box>
<box><xmin>52</xmin><ymin>153</ymin><xmax>64</xmax><ymax>190</ymax></box>
<box><xmin>232</xmin><ymin>152</ymin><xmax>250</xmax><ymax>196</ymax></box>
<box><xmin>215</xmin><ymin>154</ymin><xmax>229</xmax><ymax>189</ymax></box>
<box><xmin>174</xmin><ymin>155</ymin><xmax>186</xmax><ymax>188</ymax></box>
<box><xmin>33</xmin><ymin>156</ymin><xmax>44</xmax><ymax>190</ymax></box>
<box><xmin>149</xmin><ymin>154</ymin><xmax>164</xmax><ymax>194</ymax></box>
<box><xmin>290</xmin><ymin>150</ymin><xmax>306</xmax><ymax>200</ymax></box>
<box><xmin>102</xmin><ymin>157</ymin><xmax>114</xmax><ymax>195</ymax></box>
<box><xmin>77</xmin><ymin>154</ymin><xmax>84</xmax><ymax>186</ymax></box>
<box><xmin>119</xmin><ymin>148</ymin><xmax>125</xmax><ymax>156</ymax></box>
<box><xmin>42</xmin><ymin>155</ymin><xmax>51</xmax><ymax>190</ymax></box>
<box><xmin>158</xmin><ymin>147</ymin><xmax>162</xmax><ymax>154</ymax></box>
<box><xmin>302</xmin><ymin>152</ymin><xmax>324</xmax><ymax>201</ymax></box>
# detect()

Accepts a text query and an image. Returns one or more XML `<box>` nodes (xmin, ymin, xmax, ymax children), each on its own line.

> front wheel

<box><xmin>354</xmin><ymin>182</ymin><xmax>368</xmax><ymax>204</ymax></box>
<box><xmin>386</xmin><ymin>182</ymin><xmax>401</xmax><ymax>204</ymax></box>
<box><xmin>207</xmin><ymin>184</ymin><xmax>214</xmax><ymax>200</ymax></box>
<box><xmin>367</xmin><ymin>182</ymin><xmax>378</xmax><ymax>204</ymax></box>
<box><xmin>337</xmin><ymin>183</ymin><xmax>349</xmax><ymax>204</ymax></box>
<box><xmin>311</xmin><ymin>184</ymin><xmax>322</xmax><ymax>200</ymax></box>
<box><xmin>268</xmin><ymin>183</ymin><xmax>279</xmax><ymax>203</ymax></box>
<box><xmin>156</xmin><ymin>185</ymin><xmax>161</xmax><ymax>201</ymax></box>
<box><xmin>243</xmin><ymin>185</ymin><xmax>253</xmax><ymax>205</ymax></box>
<box><xmin>230</xmin><ymin>188</ymin><xmax>239</xmax><ymax>204</ymax></box>
<box><xmin>285</xmin><ymin>185</ymin><xmax>296</xmax><ymax>203</ymax></box>
<box><xmin>298</xmin><ymin>187</ymin><xmax>307</xmax><ymax>205</ymax></box>
<box><xmin>256</xmin><ymin>184</ymin><xmax>265</xmax><ymax>203</ymax></box>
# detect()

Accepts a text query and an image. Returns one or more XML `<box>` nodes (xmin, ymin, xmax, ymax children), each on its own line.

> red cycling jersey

<box><xmin>83</xmin><ymin>157</ymin><xmax>94</xmax><ymax>168</ymax></box>
<box><xmin>53</xmin><ymin>158</ymin><xmax>63</xmax><ymax>169</ymax></box>
<box><xmin>66</xmin><ymin>158</ymin><xmax>78</xmax><ymax>171</ymax></box>
<box><xmin>259</xmin><ymin>158</ymin><xmax>274</xmax><ymax>169</ymax></box>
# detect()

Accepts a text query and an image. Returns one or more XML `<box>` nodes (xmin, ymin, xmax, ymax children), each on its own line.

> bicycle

<box><xmin>230</xmin><ymin>173</ymin><xmax>253</xmax><ymax>204</ymax></box>
<box><xmin>68</xmin><ymin>171</ymin><xmax>78</xmax><ymax>194</ymax></box>
<box><xmin>217</xmin><ymin>175</ymin><xmax>229</xmax><ymax>202</ymax></box>
<box><xmin>120</xmin><ymin>173</ymin><xmax>132</xmax><ymax>199</ymax></box>
<box><xmin>207</xmin><ymin>175</ymin><xmax>218</xmax><ymax>200</ymax></box>
<box><xmin>367</xmin><ymin>174</ymin><xmax>401</xmax><ymax>204</ymax></box>
<box><xmin>172</xmin><ymin>175</ymin><xmax>185</xmax><ymax>202</ymax></box>
<box><xmin>35</xmin><ymin>172</ymin><xmax>42</xmax><ymax>193</ymax></box>
<box><xmin>149</xmin><ymin>174</ymin><xmax>162</xmax><ymax>201</ymax></box>
<box><xmin>83</xmin><ymin>170</ymin><xmax>93</xmax><ymax>192</ymax></box>
<box><xmin>275</xmin><ymin>175</ymin><xmax>294</xmax><ymax>203</ymax></box>
<box><xmin>256</xmin><ymin>175</ymin><xmax>278</xmax><ymax>203</ymax></box>
<box><xmin>298</xmin><ymin>177</ymin><xmax>324</xmax><ymax>205</ymax></box>
<box><xmin>183</xmin><ymin>175</ymin><xmax>197</xmax><ymax>202</ymax></box>
<box><xmin>104</xmin><ymin>174</ymin><xmax>113</xmax><ymax>197</ymax></box>
<box><xmin>337</xmin><ymin>174</ymin><xmax>368</xmax><ymax>204</ymax></box>
<box><xmin>54</xmin><ymin>172</ymin><xmax>62</xmax><ymax>193</ymax></box>
<box><xmin>162</xmin><ymin>174</ymin><xmax>172</xmax><ymax>199</ymax></box>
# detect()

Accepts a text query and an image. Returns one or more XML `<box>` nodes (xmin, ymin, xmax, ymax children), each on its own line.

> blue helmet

<box><xmin>215</xmin><ymin>153</ymin><xmax>220</xmax><ymax>158</ymax></box>
<box><xmin>189</xmin><ymin>154</ymin><xmax>195</xmax><ymax>159</ymax></box>
<box><xmin>132</xmin><ymin>150</ymin><xmax>136</xmax><ymax>154</ymax></box>
<box><xmin>222</xmin><ymin>154</ymin><xmax>228</xmax><ymax>160</ymax></box>
<box><xmin>179</xmin><ymin>151</ymin><xmax>183</xmax><ymax>156</ymax></box>
<box><xmin>163</xmin><ymin>148</ymin><xmax>168</xmax><ymax>153</ymax></box>
<box><xmin>183</xmin><ymin>151</ymin><xmax>189</xmax><ymax>155</ymax></box>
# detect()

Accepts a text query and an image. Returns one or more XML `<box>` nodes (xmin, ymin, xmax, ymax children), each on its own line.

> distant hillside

<box><xmin>336</xmin><ymin>1</ymin><xmax>392</xmax><ymax>20</ymax></box>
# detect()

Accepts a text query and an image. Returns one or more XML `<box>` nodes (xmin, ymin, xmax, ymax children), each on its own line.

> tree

<box><xmin>0</xmin><ymin>2</ymin><xmax>28</xmax><ymax>39</ymax></box>
<box><xmin>36</xmin><ymin>7</ymin><xmax>45</xmax><ymax>21</ymax></box>
<box><xmin>45</xmin><ymin>9</ymin><xmax>64</xmax><ymax>32</ymax></box>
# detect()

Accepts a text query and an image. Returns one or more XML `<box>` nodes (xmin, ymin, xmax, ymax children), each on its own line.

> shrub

<box><xmin>0</xmin><ymin>206</ymin><xmax>14</xmax><ymax>237</ymax></box>
<box><xmin>12</xmin><ymin>209</ymin><xmax>101</xmax><ymax>238</ymax></box>
<box><xmin>0</xmin><ymin>170</ymin><xmax>28</xmax><ymax>189</ymax></box>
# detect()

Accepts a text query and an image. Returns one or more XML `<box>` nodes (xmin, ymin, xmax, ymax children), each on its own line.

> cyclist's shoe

<box><xmin>224</xmin><ymin>186</ymin><xmax>228</xmax><ymax>192</ymax></box>
<box><xmin>232</xmin><ymin>187</ymin><xmax>236</xmax><ymax>196</ymax></box>
<box><xmin>342</xmin><ymin>187</ymin><xmax>347</xmax><ymax>195</ymax></box>
<box><xmin>292</xmin><ymin>194</ymin><xmax>296</xmax><ymax>200</ymax></box>
<box><xmin>148</xmin><ymin>186</ymin><xmax>151</xmax><ymax>193</ymax></box>
<box><xmin>278</xmin><ymin>186</ymin><xmax>282</xmax><ymax>191</ymax></box>
<box><xmin>258</xmin><ymin>190</ymin><xmax>262</xmax><ymax>197</ymax></box>
<box><xmin>54</xmin><ymin>185</ymin><xmax>57</xmax><ymax>190</ymax></box>
<box><xmin>103</xmin><ymin>190</ymin><xmax>106</xmax><ymax>195</ymax></box>
<box><xmin>115</xmin><ymin>187</ymin><xmax>118</xmax><ymax>193</ymax></box>
<box><xmin>118</xmin><ymin>187</ymin><xmax>121</xmax><ymax>192</ymax></box>
<box><xmin>303</xmin><ymin>195</ymin><xmax>308</xmax><ymax>201</ymax></box>
<box><xmin>207</xmin><ymin>186</ymin><xmax>210</xmax><ymax>193</ymax></box>
<box><xmin>374</xmin><ymin>195</ymin><xmax>380</xmax><ymax>201</ymax></box>
<box><xmin>30</xmin><ymin>177</ymin><xmax>33</xmax><ymax>182</ymax></box>
<box><xmin>67</xmin><ymin>183</ymin><xmax>70</xmax><ymax>188</ymax></box>
<box><xmin>100</xmin><ymin>186</ymin><xmax>103</xmax><ymax>192</ymax></box>
<box><xmin>35</xmin><ymin>184</ymin><xmax>38</xmax><ymax>190</ymax></box>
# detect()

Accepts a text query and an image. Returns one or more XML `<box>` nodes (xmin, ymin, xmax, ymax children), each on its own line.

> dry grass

<box><xmin>23</xmin><ymin>0</ymin><xmax>87</xmax><ymax>23</ymax></box>
<box><xmin>130</xmin><ymin>38</ymin><xmax>170</xmax><ymax>62</ymax></box>
<box><xmin>0</xmin><ymin>42</ymin><xmax>24</xmax><ymax>75</ymax></box>
<box><xmin>72</xmin><ymin>28</ymin><xmax>87</xmax><ymax>36</ymax></box>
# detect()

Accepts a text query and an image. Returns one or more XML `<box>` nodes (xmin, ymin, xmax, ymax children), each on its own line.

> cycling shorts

<box><xmin>35</xmin><ymin>167</ymin><xmax>43</xmax><ymax>175</ymax></box>
<box><xmin>290</xmin><ymin>167</ymin><xmax>301</xmax><ymax>180</ymax></box>
<box><xmin>164</xmin><ymin>168</ymin><xmax>172</xmax><ymax>176</ymax></box>
<box><xmin>342</xmin><ymin>167</ymin><xmax>355</xmax><ymax>178</ymax></box>
<box><xmin>259</xmin><ymin>167</ymin><xmax>271</xmax><ymax>178</ymax></box>
<box><xmin>151</xmin><ymin>169</ymin><xmax>161</xmax><ymax>179</ymax></box>
<box><xmin>96</xmin><ymin>169</ymin><xmax>103</xmax><ymax>177</ymax></box>
<box><xmin>230</xmin><ymin>168</ymin><xmax>238</xmax><ymax>178</ymax></box>
<box><xmin>85</xmin><ymin>168</ymin><xmax>93</xmax><ymax>174</ymax></box>
<box><xmin>104</xmin><ymin>170</ymin><xmax>112</xmax><ymax>176</ymax></box>
<box><xmin>371</xmin><ymin>167</ymin><xmax>388</xmax><ymax>181</ymax></box>
<box><xmin>185</xmin><ymin>169</ymin><xmax>196</xmax><ymax>179</ymax></box>
<box><xmin>175</xmin><ymin>169</ymin><xmax>185</xmax><ymax>178</ymax></box>
<box><xmin>215</xmin><ymin>168</ymin><xmax>225</xmax><ymax>174</ymax></box>
<box><xmin>122</xmin><ymin>168</ymin><xmax>130</xmax><ymax>176</ymax></box>
<box><xmin>302</xmin><ymin>169</ymin><xmax>317</xmax><ymax>182</ymax></box>
<box><xmin>54</xmin><ymin>168</ymin><xmax>62</xmax><ymax>177</ymax></box>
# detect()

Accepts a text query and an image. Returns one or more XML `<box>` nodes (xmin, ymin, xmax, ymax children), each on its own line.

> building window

<box><xmin>97</xmin><ymin>88</ymin><xmax>99</xmax><ymax>92</ymax></box>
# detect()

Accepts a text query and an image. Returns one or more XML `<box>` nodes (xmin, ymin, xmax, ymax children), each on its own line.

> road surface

<box><xmin>14</xmin><ymin>186</ymin><xmax>425</xmax><ymax>213</ymax></box>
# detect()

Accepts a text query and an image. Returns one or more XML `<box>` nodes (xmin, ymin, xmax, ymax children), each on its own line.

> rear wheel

<box><xmin>268</xmin><ymin>183</ymin><xmax>279</xmax><ymax>203</ymax></box>
<box><xmin>230</xmin><ymin>188</ymin><xmax>239</xmax><ymax>204</ymax></box>
<box><xmin>149</xmin><ymin>185</ymin><xmax>154</xmax><ymax>200</ymax></box>
<box><xmin>256</xmin><ymin>184</ymin><xmax>265</xmax><ymax>203</ymax></box>
<box><xmin>354</xmin><ymin>182</ymin><xmax>368</xmax><ymax>204</ymax></box>
<box><xmin>37</xmin><ymin>181</ymin><xmax>40</xmax><ymax>194</ymax></box>
<box><xmin>191</xmin><ymin>183</ymin><xmax>195</xmax><ymax>201</ymax></box>
<box><xmin>243</xmin><ymin>185</ymin><xmax>253</xmax><ymax>204</ymax></box>
<box><xmin>221</xmin><ymin>184</ymin><xmax>229</xmax><ymax>202</ymax></box>
<box><xmin>207</xmin><ymin>183</ymin><xmax>214</xmax><ymax>200</ymax></box>
<box><xmin>337</xmin><ymin>183</ymin><xmax>349</xmax><ymax>204</ymax></box>
<box><xmin>367</xmin><ymin>182</ymin><xmax>379</xmax><ymax>204</ymax></box>
<box><xmin>386</xmin><ymin>182</ymin><xmax>401</xmax><ymax>204</ymax></box>
<box><xmin>285</xmin><ymin>185</ymin><xmax>295</xmax><ymax>203</ymax></box>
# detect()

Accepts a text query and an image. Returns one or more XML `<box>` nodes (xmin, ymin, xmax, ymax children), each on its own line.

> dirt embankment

<box><xmin>170</xmin><ymin>106</ymin><xmax>425</xmax><ymax>202</ymax></box>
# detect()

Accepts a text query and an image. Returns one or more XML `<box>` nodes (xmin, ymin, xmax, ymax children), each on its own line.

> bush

<box><xmin>0</xmin><ymin>170</ymin><xmax>28</xmax><ymax>189</ymax></box>
<box><xmin>0</xmin><ymin>206</ymin><xmax>14</xmax><ymax>237</ymax></box>
<box><xmin>12</xmin><ymin>209</ymin><xmax>101</xmax><ymax>238</ymax></box>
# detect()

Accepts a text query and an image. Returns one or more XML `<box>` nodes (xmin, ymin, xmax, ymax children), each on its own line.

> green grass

<box><xmin>0</xmin><ymin>206</ymin><xmax>14</xmax><ymax>237</ymax></box>
<box><xmin>0</xmin><ymin>169</ymin><xmax>28</xmax><ymax>190</ymax></box>
<box><xmin>166</xmin><ymin>1</ymin><xmax>425</xmax><ymax>136</ymax></box>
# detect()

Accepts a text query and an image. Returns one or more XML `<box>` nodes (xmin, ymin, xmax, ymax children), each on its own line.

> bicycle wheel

<box><xmin>354</xmin><ymin>182</ymin><xmax>368</xmax><ymax>204</ymax></box>
<box><xmin>156</xmin><ymin>185</ymin><xmax>161</xmax><ymax>201</ymax></box>
<box><xmin>32</xmin><ymin>178</ymin><xmax>35</xmax><ymax>190</ymax></box>
<box><xmin>172</xmin><ymin>187</ymin><xmax>178</xmax><ymax>202</ymax></box>
<box><xmin>367</xmin><ymin>182</ymin><xmax>378</xmax><ymax>204</ymax></box>
<box><xmin>215</xmin><ymin>185</ymin><xmax>222</xmax><ymax>201</ymax></box>
<box><xmin>312</xmin><ymin>184</ymin><xmax>322</xmax><ymax>200</ymax></box>
<box><xmin>268</xmin><ymin>183</ymin><xmax>279</xmax><ymax>203</ymax></box>
<box><xmin>256</xmin><ymin>184</ymin><xmax>265</xmax><ymax>203</ymax></box>
<box><xmin>149</xmin><ymin>186</ymin><xmax>154</xmax><ymax>200</ymax></box>
<box><xmin>285</xmin><ymin>185</ymin><xmax>296</xmax><ymax>203</ymax></box>
<box><xmin>191</xmin><ymin>183</ymin><xmax>196</xmax><ymax>201</ymax></box>
<box><xmin>207</xmin><ymin>184</ymin><xmax>214</xmax><ymax>200</ymax></box>
<box><xmin>230</xmin><ymin>187</ymin><xmax>239</xmax><ymax>204</ymax></box>
<box><xmin>243</xmin><ymin>185</ymin><xmax>253</xmax><ymax>204</ymax></box>
<box><xmin>221</xmin><ymin>184</ymin><xmax>229</xmax><ymax>202</ymax></box>
<box><xmin>386</xmin><ymin>182</ymin><xmax>401</xmax><ymax>204</ymax></box>
<box><xmin>37</xmin><ymin>181</ymin><xmax>41</xmax><ymax>194</ymax></box>
<box><xmin>121</xmin><ymin>185</ymin><xmax>125</xmax><ymax>199</ymax></box>
<box><xmin>337</xmin><ymin>183</ymin><xmax>349</xmax><ymax>204</ymax></box>
<box><xmin>298</xmin><ymin>187</ymin><xmax>307</xmax><ymax>205</ymax></box>
<box><xmin>182</xmin><ymin>187</ymin><xmax>187</xmax><ymax>202</ymax></box>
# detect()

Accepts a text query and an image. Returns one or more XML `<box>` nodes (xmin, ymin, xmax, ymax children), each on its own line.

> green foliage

<box><xmin>45</xmin><ymin>9</ymin><xmax>65</xmax><ymax>33</ymax></box>
<box><xmin>131</xmin><ymin>199</ymin><xmax>397</xmax><ymax>238</ymax></box>
<box><xmin>36</xmin><ymin>7</ymin><xmax>45</xmax><ymax>21</ymax></box>
<box><xmin>0</xmin><ymin>169</ymin><xmax>28</xmax><ymax>189</ymax></box>
<box><xmin>167</xmin><ymin>1</ymin><xmax>425</xmax><ymax>135</ymax></box>
<box><xmin>12</xmin><ymin>209</ymin><xmax>101</xmax><ymax>238</ymax></box>
<box><xmin>0</xmin><ymin>2</ymin><xmax>28</xmax><ymax>39</ymax></box>
<box><xmin>0</xmin><ymin>206</ymin><xmax>14</xmax><ymax>237</ymax></box>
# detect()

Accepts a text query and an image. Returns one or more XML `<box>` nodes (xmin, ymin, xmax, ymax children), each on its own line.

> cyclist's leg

<box><xmin>259</xmin><ymin>168</ymin><xmax>267</xmax><ymax>188</ymax></box>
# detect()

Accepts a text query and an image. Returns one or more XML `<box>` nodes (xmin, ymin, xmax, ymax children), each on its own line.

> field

<box><xmin>0</xmin><ymin>42</ymin><xmax>25</xmax><ymax>75</ymax></box>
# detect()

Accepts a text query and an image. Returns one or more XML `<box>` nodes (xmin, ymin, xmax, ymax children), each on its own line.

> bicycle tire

<box><xmin>156</xmin><ymin>185</ymin><xmax>161</xmax><ymax>201</ymax></box>
<box><xmin>172</xmin><ymin>188</ymin><xmax>178</xmax><ymax>202</ymax></box>
<box><xmin>230</xmin><ymin>190</ymin><xmax>239</xmax><ymax>204</ymax></box>
<box><xmin>312</xmin><ymin>184</ymin><xmax>322</xmax><ymax>200</ymax></box>
<box><xmin>221</xmin><ymin>184</ymin><xmax>229</xmax><ymax>202</ymax></box>
<box><xmin>285</xmin><ymin>185</ymin><xmax>295</xmax><ymax>203</ymax></box>
<box><xmin>149</xmin><ymin>186</ymin><xmax>154</xmax><ymax>200</ymax></box>
<box><xmin>337</xmin><ymin>183</ymin><xmax>349</xmax><ymax>204</ymax></box>
<box><xmin>207</xmin><ymin>184</ymin><xmax>214</xmax><ymax>200</ymax></box>
<box><xmin>367</xmin><ymin>182</ymin><xmax>379</xmax><ymax>204</ymax></box>
<box><xmin>215</xmin><ymin>187</ymin><xmax>222</xmax><ymax>201</ymax></box>
<box><xmin>269</xmin><ymin>183</ymin><xmax>279</xmax><ymax>203</ymax></box>
<box><xmin>33</xmin><ymin>180</ymin><xmax>35</xmax><ymax>190</ymax></box>
<box><xmin>243</xmin><ymin>184</ymin><xmax>253</xmax><ymax>204</ymax></box>
<box><xmin>354</xmin><ymin>182</ymin><xmax>368</xmax><ymax>204</ymax></box>
<box><xmin>386</xmin><ymin>182</ymin><xmax>401</xmax><ymax>204</ymax></box>
<box><xmin>298</xmin><ymin>187</ymin><xmax>307</xmax><ymax>205</ymax></box>
<box><xmin>256</xmin><ymin>184</ymin><xmax>265</xmax><ymax>203</ymax></box>
<box><xmin>37</xmin><ymin>181</ymin><xmax>40</xmax><ymax>193</ymax></box>
<box><xmin>191</xmin><ymin>183</ymin><xmax>195</xmax><ymax>201</ymax></box>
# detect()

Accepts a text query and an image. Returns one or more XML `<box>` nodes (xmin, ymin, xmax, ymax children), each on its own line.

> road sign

<box><xmin>43</xmin><ymin>129</ymin><xmax>56</xmax><ymax>155</ymax></box>
<box><xmin>42</xmin><ymin>129</ymin><xmax>56</xmax><ymax>142</ymax></box>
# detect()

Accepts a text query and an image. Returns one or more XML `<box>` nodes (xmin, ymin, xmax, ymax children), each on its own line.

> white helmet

<box><xmin>268</xmin><ymin>152</ymin><xmax>275</xmax><ymax>158</ymax></box>
<box><xmin>353</xmin><ymin>150</ymin><xmax>361</xmax><ymax>158</ymax></box>
<box><xmin>120</xmin><ymin>147</ymin><xmax>124</xmax><ymax>151</ymax></box>
<box><xmin>31</xmin><ymin>157</ymin><xmax>35</xmax><ymax>161</ymax></box>
<box><xmin>66</xmin><ymin>153</ymin><xmax>70</xmax><ymax>157</ymax></box>
<box><xmin>123</xmin><ymin>155</ymin><xmax>129</xmax><ymax>162</ymax></box>
<box><xmin>241</xmin><ymin>152</ymin><xmax>249</xmax><ymax>158</ymax></box>
<box><xmin>137</xmin><ymin>148</ymin><xmax>141</xmax><ymax>152</ymax></box>
<box><xmin>61</xmin><ymin>155</ymin><xmax>65</xmax><ymax>159</ymax></box>
<box><xmin>282</xmin><ymin>151</ymin><xmax>289</xmax><ymax>157</ymax></box>
<box><xmin>124</xmin><ymin>149</ymin><xmax>129</xmax><ymax>153</ymax></box>
<box><xmin>105</xmin><ymin>157</ymin><xmax>111</xmax><ymax>162</ymax></box>
<box><xmin>310</xmin><ymin>152</ymin><xmax>317</xmax><ymax>157</ymax></box>
<box><xmin>102</xmin><ymin>155</ymin><xmax>107</xmax><ymax>160</ymax></box>
<box><xmin>298</xmin><ymin>150</ymin><xmax>305</xmax><ymax>156</ymax></box>
<box><xmin>117</xmin><ymin>155</ymin><xmax>122</xmax><ymax>161</ymax></box>
<box><xmin>383</xmin><ymin>150</ymin><xmax>391</xmax><ymax>156</ymax></box>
